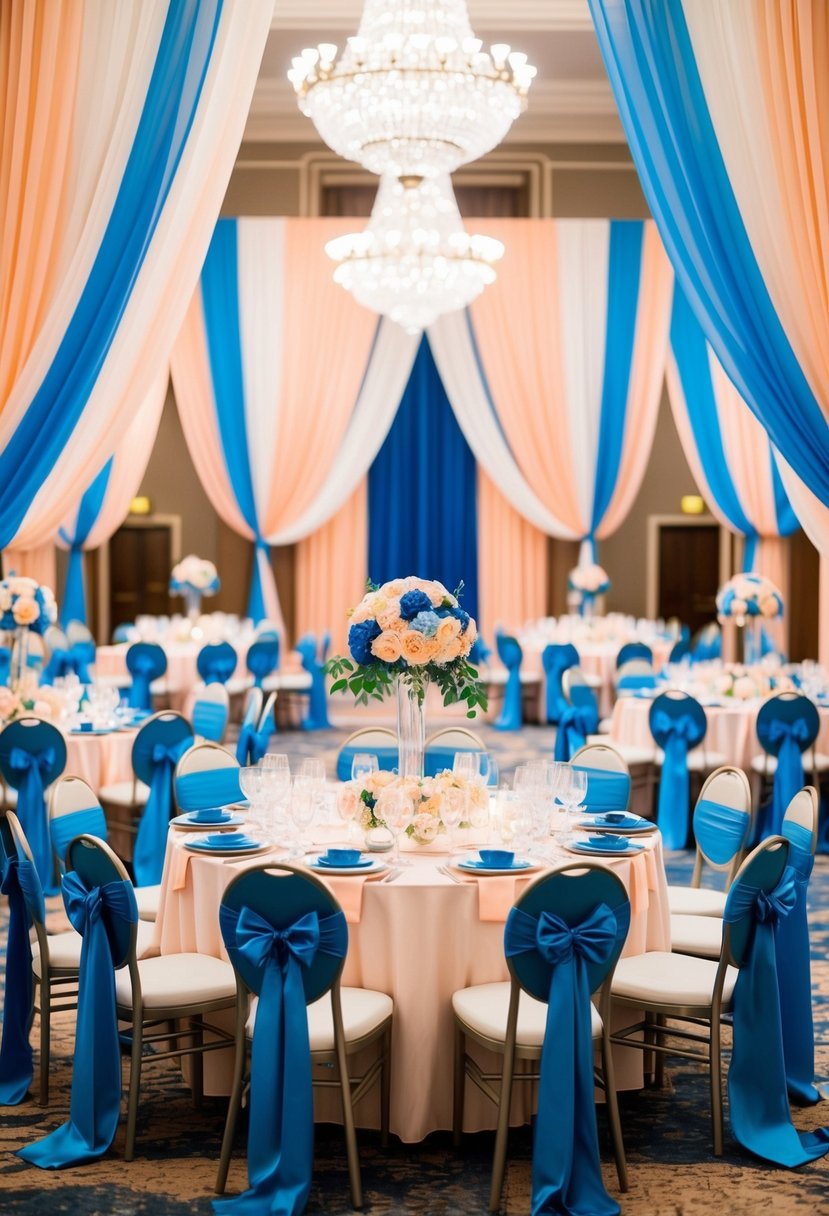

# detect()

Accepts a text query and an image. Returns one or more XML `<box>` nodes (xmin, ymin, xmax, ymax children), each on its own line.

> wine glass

<box><xmin>351</xmin><ymin>752</ymin><xmax>379</xmax><ymax>783</ymax></box>
<box><xmin>238</xmin><ymin>766</ymin><xmax>263</xmax><ymax>835</ymax></box>
<box><xmin>452</xmin><ymin>752</ymin><xmax>479</xmax><ymax>782</ymax></box>
<box><xmin>263</xmin><ymin>753</ymin><xmax>290</xmax><ymax>777</ymax></box>
<box><xmin>288</xmin><ymin>776</ymin><xmax>317</xmax><ymax>858</ymax></box>
<box><xmin>441</xmin><ymin>786</ymin><xmax>467</xmax><ymax>857</ymax></box>
<box><xmin>378</xmin><ymin>788</ymin><xmax>414</xmax><ymax>867</ymax></box>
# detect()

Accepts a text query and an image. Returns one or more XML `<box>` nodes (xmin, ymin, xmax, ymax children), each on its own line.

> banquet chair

<box><xmin>649</xmin><ymin>691</ymin><xmax>728</xmax><ymax>850</ymax></box>
<box><xmin>690</xmin><ymin>622</ymin><xmax>721</xmax><ymax>663</ymax></box>
<box><xmin>40</xmin><ymin>623</ymin><xmax>94</xmax><ymax>685</ymax></box>
<box><xmin>666</xmin><ymin>766</ymin><xmax>753</xmax><ymax>921</ymax></box>
<box><xmin>234</xmin><ymin>688</ymin><xmax>275</xmax><ymax>766</ymax></box>
<box><xmin>295</xmin><ymin>633</ymin><xmax>331</xmax><ymax>730</ymax></box>
<box><xmin>215</xmin><ymin>863</ymin><xmax>394</xmax><ymax>1208</ymax></box>
<box><xmin>112</xmin><ymin>622</ymin><xmax>134</xmax><ymax>644</ymax></box>
<box><xmin>99</xmin><ymin>711</ymin><xmax>194</xmax><ymax>867</ymax></box>
<box><xmin>555</xmin><ymin>670</ymin><xmax>600</xmax><ymax>761</ymax></box>
<box><xmin>569</xmin><ymin>743</ymin><xmax>632</xmax><ymax>814</ymax></box>
<box><xmin>336</xmin><ymin>727</ymin><xmax>398</xmax><ymax>782</ymax></box>
<box><xmin>196</xmin><ymin>640</ymin><xmax>238</xmax><ymax>687</ymax></box>
<box><xmin>750</xmin><ymin>692</ymin><xmax>829</xmax><ymax>838</ymax></box>
<box><xmin>452</xmin><ymin>865</ymin><xmax>630</xmax><ymax>1211</ymax></box>
<box><xmin>245</xmin><ymin>635</ymin><xmax>280</xmax><ymax>688</ymax></box>
<box><xmin>174</xmin><ymin>742</ymin><xmax>243</xmax><ymax>813</ymax></box>
<box><xmin>66</xmin><ymin>833</ymin><xmax>237</xmax><ymax>1160</ymax></box>
<box><xmin>190</xmin><ymin>682</ymin><xmax>230</xmax><ymax>743</ymax></box>
<box><xmin>616</xmin><ymin>642</ymin><xmax>653</xmax><ymax>668</ymax></box>
<box><xmin>49</xmin><ymin>775</ymin><xmax>161</xmax><ymax>922</ymax></box>
<box><xmin>609</xmin><ymin>834</ymin><xmax>789</xmax><ymax>1155</ymax></box>
<box><xmin>614</xmin><ymin>658</ymin><xmax>657</xmax><ymax>695</ymax></box>
<box><xmin>126</xmin><ymin>641</ymin><xmax>168</xmax><ymax>711</ymax></box>
<box><xmin>0</xmin><ymin>717</ymin><xmax>67</xmax><ymax>895</ymax></box>
<box><xmin>424</xmin><ymin>726</ymin><xmax>486</xmax><ymax>778</ymax></box>
<box><xmin>560</xmin><ymin>671</ymin><xmax>654</xmax><ymax>768</ymax></box>
<box><xmin>493</xmin><ymin>632</ymin><xmax>528</xmax><ymax>731</ymax></box>
<box><xmin>668</xmin><ymin>638</ymin><xmax>691</xmax><ymax>664</ymax></box>
<box><xmin>541</xmin><ymin>642</ymin><xmax>579</xmax><ymax>724</ymax></box>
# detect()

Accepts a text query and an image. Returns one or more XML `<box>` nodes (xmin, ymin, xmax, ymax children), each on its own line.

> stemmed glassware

<box><xmin>238</xmin><ymin>766</ymin><xmax>265</xmax><ymax>838</ymax></box>
<box><xmin>441</xmin><ymin>785</ymin><xmax>467</xmax><ymax>856</ymax></box>
<box><xmin>378</xmin><ymin>787</ymin><xmax>414</xmax><ymax>867</ymax></box>
<box><xmin>351</xmin><ymin>752</ymin><xmax>379</xmax><ymax>783</ymax></box>
<box><xmin>288</xmin><ymin>775</ymin><xmax>317</xmax><ymax>858</ymax></box>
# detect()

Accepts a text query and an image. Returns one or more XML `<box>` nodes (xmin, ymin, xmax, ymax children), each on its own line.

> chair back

<box><xmin>648</xmin><ymin>690</ymin><xmax>707</xmax><ymax>751</ymax></box>
<box><xmin>246</xmin><ymin>637</ymin><xmax>279</xmax><ymax>687</ymax></box>
<box><xmin>259</xmin><ymin>691</ymin><xmax>276</xmax><ymax>732</ymax></box>
<box><xmin>562</xmin><ymin>668</ymin><xmax>595</xmax><ymax>706</ymax></box>
<box><xmin>126</xmin><ymin>642</ymin><xmax>167</xmax><ymax>710</ymax></box>
<box><xmin>541</xmin><ymin>643</ymin><xmax>579</xmax><ymax>724</ymax></box>
<box><xmin>424</xmin><ymin>726</ymin><xmax>485</xmax><ymax>778</ymax></box>
<box><xmin>507</xmin><ymin>864</ymin><xmax>631</xmax><ymax>1000</ymax></box>
<box><xmin>336</xmin><ymin>727</ymin><xmax>398</xmax><ymax>782</ymax></box>
<box><xmin>5</xmin><ymin>810</ymin><xmax>46</xmax><ymax>927</ymax></box>
<box><xmin>0</xmin><ymin>717</ymin><xmax>67</xmax><ymax>791</ymax></box>
<box><xmin>65</xmin><ymin>620</ymin><xmax>94</xmax><ymax>646</ymax></box>
<box><xmin>690</xmin><ymin>622</ymin><xmax>721</xmax><ymax>662</ymax></box>
<box><xmin>236</xmin><ymin>688</ymin><xmax>264</xmax><ymax>766</ymax></box>
<box><xmin>781</xmin><ymin>786</ymin><xmax>818</xmax><ymax>863</ymax></box>
<box><xmin>722</xmin><ymin>836</ymin><xmax>790</xmax><ymax>970</ymax></box>
<box><xmin>755</xmin><ymin>693</ymin><xmax>819</xmax><ymax>757</ymax></box>
<box><xmin>668</xmin><ymin>638</ymin><xmax>691</xmax><ymax>664</ymax></box>
<box><xmin>221</xmin><ymin>863</ymin><xmax>347</xmax><ymax>1004</ymax></box>
<box><xmin>570</xmin><ymin>744</ymin><xmax>631</xmax><ymax>814</ymax></box>
<box><xmin>494</xmin><ymin>632</ymin><xmax>524</xmax><ymax>731</ymax></box>
<box><xmin>112</xmin><ymin>623</ymin><xmax>134</xmax><ymax>644</ymax></box>
<box><xmin>690</xmin><ymin>766</ymin><xmax>752</xmax><ymax>887</ymax></box>
<box><xmin>191</xmin><ymin>682</ymin><xmax>230</xmax><ymax>742</ymax></box>
<box><xmin>49</xmin><ymin>776</ymin><xmax>107</xmax><ymax>865</ymax></box>
<box><xmin>615</xmin><ymin>658</ymin><xmax>657</xmax><ymax>694</ymax></box>
<box><xmin>196</xmin><ymin>641</ymin><xmax>237</xmax><ymax>686</ymax></box>
<box><xmin>295</xmin><ymin>633</ymin><xmax>331</xmax><ymax>730</ymax></box>
<box><xmin>131</xmin><ymin>711</ymin><xmax>194</xmax><ymax>785</ymax></box>
<box><xmin>616</xmin><ymin>642</ymin><xmax>652</xmax><ymax>669</ymax></box>
<box><xmin>66</xmin><ymin>834</ymin><xmax>137</xmax><ymax>970</ymax></box>
<box><xmin>175</xmin><ymin>742</ymin><xmax>242</xmax><ymax>811</ymax></box>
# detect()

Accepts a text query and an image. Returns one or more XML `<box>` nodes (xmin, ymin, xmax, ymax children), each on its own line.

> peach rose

<box><xmin>418</xmin><ymin>794</ymin><xmax>443</xmax><ymax>819</ymax></box>
<box><xmin>337</xmin><ymin>786</ymin><xmax>361</xmax><ymax>821</ymax></box>
<box><xmin>400</xmin><ymin>631</ymin><xmax>432</xmax><ymax>665</ymax></box>
<box><xmin>371</xmin><ymin>630</ymin><xmax>403</xmax><ymax>663</ymax></box>
<box><xmin>411</xmin><ymin>812</ymin><xmax>440</xmax><ymax>842</ymax></box>
<box><xmin>0</xmin><ymin>588</ymin><xmax>11</xmax><ymax>612</ymax></box>
<box><xmin>383</xmin><ymin>580</ymin><xmax>406</xmax><ymax>597</ymax></box>
<box><xmin>435</xmin><ymin>617</ymin><xmax>462</xmax><ymax>648</ymax></box>
<box><xmin>349</xmin><ymin>601</ymin><xmax>374</xmax><ymax>624</ymax></box>
<box><xmin>437</xmin><ymin>636</ymin><xmax>464</xmax><ymax>662</ymax></box>
<box><xmin>376</xmin><ymin>607</ymin><xmax>406</xmax><ymax>631</ymax></box>
<box><xmin>760</xmin><ymin>595</ymin><xmax>780</xmax><ymax>618</ymax></box>
<box><xmin>12</xmin><ymin>596</ymin><xmax>39</xmax><ymax>626</ymax></box>
<box><xmin>0</xmin><ymin>688</ymin><xmax>19</xmax><ymax>717</ymax></box>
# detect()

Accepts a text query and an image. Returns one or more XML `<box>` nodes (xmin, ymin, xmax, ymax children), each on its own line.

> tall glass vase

<box><xmin>743</xmin><ymin>617</ymin><xmax>762</xmax><ymax>665</ymax></box>
<box><xmin>184</xmin><ymin>587</ymin><xmax>203</xmax><ymax>623</ymax></box>
<box><xmin>396</xmin><ymin>679</ymin><xmax>426</xmax><ymax>779</ymax></box>
<box><xmin>10</xmin><ymin>626</ymin><xmax>29</xmax><ymax>688</ymax></box>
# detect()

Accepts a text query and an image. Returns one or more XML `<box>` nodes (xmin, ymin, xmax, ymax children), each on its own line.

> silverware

<box><xmin>380</xmin><ymin>868</ymin><xmax>402</xmax><ymax>883</ymax></box>
<box><xmin>438</xmin><ymin>864</ymin><xmax>466</xmax><ymax>884</ymax></box>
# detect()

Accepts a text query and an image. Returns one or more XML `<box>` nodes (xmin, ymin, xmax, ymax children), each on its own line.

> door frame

<box><xmin>97</xmin><ymin>514</ymin><xmax>182</xmax><ymax>643</ymax></box>
<box><xmin>645</xmin><ymin>514</ymin><xmax>733</xmax><ymax>622</ymax></box>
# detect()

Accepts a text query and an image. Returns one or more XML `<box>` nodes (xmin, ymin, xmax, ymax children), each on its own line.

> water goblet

<box><xmin>288</xmin><ymin>776</ymin><xmax>317</xmax><ymax>858</ymax></box>
<box><xmin>238</xmin><ymin>765</ymin><xmax>263</xmax><ymax>835</ymax></box>
<box><xmin>441</xmin><ymin>786</ymin><xmax>467</xmax><ymax>856</ymax></box>
<box><xmin>452</xmin><ymin>752</ymin><xmax>479</xmax><ymax>781</ymax></box>
<box><xmin>351</xmin><ymin>753</ymin><xmax>379</xmax><ymax>783</ymax></box>
<box><xmin>262</xmin><ymin>753</ymin><xmax>290</xmax><ymax>776</ymax></box>
<box><xmin>378</xmin><ymin>788</ymin><xmax>414</xmax><ymax>867</ymax></box>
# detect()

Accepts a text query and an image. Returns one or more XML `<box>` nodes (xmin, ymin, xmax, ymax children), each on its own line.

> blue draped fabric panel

<box><xmin>368</xmin><ymin>336</ymin><xmax>479</xmax><ymax>625</ymax></box>
<box><xmin>58</xmin><ymin>459</ymin><xmax>113</xmax><ymax>627</ymax></box>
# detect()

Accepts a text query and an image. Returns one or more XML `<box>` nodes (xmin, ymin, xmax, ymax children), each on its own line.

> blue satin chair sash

<box><xmin>50</xmin><ymin>807</ymin><xmax>108</xmax><ymax>866</ymax></box>
<box><xmin>192</xmin><ymin>699</ymin><xmax>229</xmax><ymax>743</ymax></box>
<box><xmin>10</xmin><ymin>746</ymin><xmax>57</xmax><ymax>894</ymax></box>
<box><xmin>504</xmin><ymin>903</ymin><xmax>624</xmax><ymax>1216</ymax></box>
<box><xmin>765</xmin><ymin>720</ymin><xmax>809</xmax><ymax>838</ymax></box>
<box><xmin>0</xmin><ymin>645</ymin><xmax>10</xmax><ymax>686</ymax></box>
<box><xmin>133</xmin><ymin>739</ymin><xmax>192</xmax><ymax>887</ymax></box>
<box><xmin>541</xmin><ymin>644</ymin><xmax>578</xmax><ymax>726</ymax></box>
<box><xmin>215</xmin><ymin>904</ymin><xmax>348</xmax><ymax>1216</ymax></box>
<box><xmin>246</xmin><ymin>639</ymin><xmax>279</xmax><ymax>688</ymax></box>
<box><xmin>41</xmin><ymin>642</ymin><xmax>94</xmax><ymax>686</ymax></box>
<box><xmin>495</xmin><ymin>635</ymin><xmax>523</xmax><ymax>732</ymax></box>
<box><xmin>127</xmin><ymin>652</ymin><xmax>165</xmax><ymax>711</ymax></box>
<box><xmin>0</xmin><ymin>854</ymin><xmax>34</xmax><ymax>1104</ymax></box>
<box><xmin>693</xmin><ymin>799</ymin><xmax>750</xmax><ymax>867</ymax></box>
<box><xmin>335</xmin><ymin>745</ymin><xmax>398</xmax><ymax>784</ymax></box>
<box><xmin>777</xmin><ymin>820</ymin><xmax>822</xmax><ymax>1105</ymax></box>
<box><xmin>616</xmin><ymin>673</ymin><xmax>657</xmax><ymax>693</ymax></box>
<box><xmin>175</xmin><ymin>767</ymin><xmax>243</xmax><ymax>813</ymax></box>
<box><xmin>574</xmin><ymin>767</ymin><xmax>632</xmax><ymax>814</ymax></box>
<box><xmin>724</xmin><ymin>871</ymin><xmax>829</xmax><ymax>1165</ymax></box>
<box><xmin>554</xmin><ymin>705</ymin><xmax>598</xmax><ymax>763</ymax></box>
<box><xmin>17</xmin><ymin>873</ymin><xmax>138</xmax><ymax>1168</ymax></box>
<box><xmin>296</xmin><ymin>635</ymin><xmax>331</xmax><ymax>732</ymax></box>
<box><xmin>650</xmin><ymin>710</ymin><xmax>701</xmax><ymax>850</ymax></box>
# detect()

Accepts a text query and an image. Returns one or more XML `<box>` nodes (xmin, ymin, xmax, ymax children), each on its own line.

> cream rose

<box><xmin>376</xmin><ymin>607</ymin><xmax>406</xmax><ymax>632</ymax></box>
<box><xmin>437</xmin><ymin>636</ymin><xmax>464</xmax><ymax>663</ymax></box>
<box><xmin>337</xmin><ymin>787</ymin><xmax>361</xmax><ymax>821</ymax></box>
<box><xmin>411</xmin><ymin>812</ymin><xmax>440</xmax><ymax>843</ymax></box>
<box><xmin>12</xmin><ymin>596</ymin><xmax>39</xmax><ymax>626</ymax></box>
<box><xmin>400</xmin><ymin>630</ymin><xmax>432</xmax><ymax>665</ymax></box>
<box><xmin>371</xmin><ymin>630</ymin><xmax>403</xmax><ymax>663</ymax></box>
<box><xmin>382</xmin><ymin>580</ymin><xmax>406</xmax><ymax>597</ymax></box>
<box><xmin>0</xmin><ymin>688</ymin><xmax>19</xmax><ymax>717</ymax></box>
<box><xmin>760</xmin><ymin>595</ymin><xmax>780</xmax><ymax>618</ymax></box>
<box><xmin>435</xmin><ymin>617</ymin><xmax>462</xmax><ymax>647</ymax></box>
<box><xmin>7</xmin><ymin>576</ymin><xmax>38</xmax><ymax>597</ymax></box>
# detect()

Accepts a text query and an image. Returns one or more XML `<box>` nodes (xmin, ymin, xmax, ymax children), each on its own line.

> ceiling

<box><xmin>245</xmin><ymin>0</ymin><xmax>625</xmax><ymax>145</ymax></box>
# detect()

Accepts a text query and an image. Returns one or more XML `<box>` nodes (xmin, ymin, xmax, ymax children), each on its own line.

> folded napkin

<box><xmin>447</xmin><ymin>868</ymin><xmax>534</xmax><ymax>922</ymax></box>
<box><xmin>311</xmin><ymin>870</ymin><xmax>385</xmax><ymax>924</ymax></box>
<box><xmin>171</xmin><ymin>844</ymin><xmax>193</xmax><ymax>892</ymax></box>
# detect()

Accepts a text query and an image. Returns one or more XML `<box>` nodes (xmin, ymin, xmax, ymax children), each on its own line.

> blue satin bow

<box><xmin>765</xmin><ymin>719</ymin><xmax>809</xmax><ymax>838</ymax></box>
<box><xmin>725</xmin><ymin>869</ymin><xmax>829</xmax><ymax>1166</ymax></box>
<box><xmin>42</xmin><ymin>644</ymin><xmax>93</xmax><ymax>686</ymax></box>
<box><xmin>651</xmin><ymin>711</ymin><xmax>697</xmax><ymax>850</ymax></box>
<box><xmin>215</xmin><ymin>904</ymin><xmax>347</xmax><ymax>1216</ymax></box>
<box><xmin>554</xmin><ymin>705</ymin><xmax>597</xmax><ymax>762</ymax></box>
<box><xmin>0</xmin><ymin>854</ymin><xmax>34</xmax><ymax>1104</ymax></box>
<box><xmin>505</xmin><ymin>904</ymin><xmax>621</xmax><ymax>1216</ymax></box>
<box><xmin>133</xmin><ymin>740</ymin><xmax>191</xmax><ymax>887</ymax></box>
<box><xmin>9</xmin><ymin>746</ymin><xmax>57</xmax><ymax>894</ymax></box>
<box><xmin>18</xmin><ymin>872</ymin><xmax>138</xmax><ymax>1168</ymax></box>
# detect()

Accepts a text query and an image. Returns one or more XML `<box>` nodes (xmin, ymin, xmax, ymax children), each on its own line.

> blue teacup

<box><xmin>322</xmin><ymin>848</ymin><xmax>362</xmax><ymax>866</ymax></box>
<box><xmin>190</xmin><ymin>808</ymin><xmax>227</xmax><ymax>824</ymax></box>
<box><xmin>478</xmin><ymin>849</ymin><xmax>515</xmax><ymax>868</ymax></box>
<box><xmin>603</xmin><ymin>812</ymin><xmax>627</xmax><ymax>824</ymax></box>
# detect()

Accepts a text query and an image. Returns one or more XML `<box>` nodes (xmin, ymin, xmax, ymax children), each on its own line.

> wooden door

<box><xmin>109</xmin><ymin>524</ymin><xmax>171</xmax><ymax>629</ymax></box>
<box><xmin>658</xmin><ymin>524</ymin><xmax>720</xmax><ymax>636</ymax></box>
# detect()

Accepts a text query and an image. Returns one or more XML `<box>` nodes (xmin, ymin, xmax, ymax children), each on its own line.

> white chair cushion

<box><xmin>452</xmin><ymin>981</ymin><xmax>601</xmax><ymax>1048</ymax></box>
<box><xmin>612</xmin><ymin>951</ymin><xmax>737</xmax><ymax>1007</ymax></box>
<box><xmin>666</xmin><ymin>886</ymin><xmax>728</xmax><ymax>918</ymax></box>
<box><xmin>247</xmin><ymin>987</ymin><xmax>393</xmax><ymax>1052</ymax></box>
<box><xmin>588</xmin><ymin>738</ymin><xmax>654</xmax><ymax>766</ymax></box>
<box><xmin>134</xmin><ymin>884</ymin><xmax>161</xmax><ymax>922</ymax></box>
<box><xmin>596</xmin><ymin>719</ymin><xmax>613</xmax><ymax>735</ymax></box>
<box><xmin>98</xmin><ymin>780</ymin><xmax>151</xmax><ymax>806</ymax></box>
<box><xmin>750</xmin><ymin>752</ymin><xmax>829</xmax><ymax>775</ymax></box>
<box><xmin>265</xmin><ymin>673</ymin><xmax>312</xmax><ymax>693</ymax></box>
<box><xmin>2</xmin><ymin>785</ymin><xmax>18</xmax><ymax>807</ymax></box>
<box><xmin>115</xmin><ymin>952</ymin><xmax>236</xmax><ymax>1009</ymax></box>
<box><xmin>32</xmin><ymin>919</ymin><xmax>155</xmax><ymax>975</ymax></box>
<box><xmin>655</xmin><ymin>749</ymin><xmax>729</xmax><ymax>772</ymax></box>
<box><xmin>670</xmin><ymin>914</ymin><xmax>723</xmax><ymax>960</ymax></box>
<box><xmin>224</xmin><ymin>676</ymin><xmax>253</xmax><ymax>697</ymax></box>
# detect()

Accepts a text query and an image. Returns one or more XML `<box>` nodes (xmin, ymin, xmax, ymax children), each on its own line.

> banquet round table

<box><xmin>63</xmin><ymin>726</ymin><xmax>137</xmax><ymax>790</ymax></box>
<box><xmin>150</xmin><ymin>827</ymin><xmax>670</xmax><ymax>1143</ymax></box>
<box><xmin>609</xmin><ymin>694</ymin><xmax>829</xmax><ymax>772</ymax></box>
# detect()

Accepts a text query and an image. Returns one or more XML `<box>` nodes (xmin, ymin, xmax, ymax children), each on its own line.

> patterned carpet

<box><xmin>1</xmin><ymin>724</ymin><xmax>828</xmax><ymax>1213</ymax></box>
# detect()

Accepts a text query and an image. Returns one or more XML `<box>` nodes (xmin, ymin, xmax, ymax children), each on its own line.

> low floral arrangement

<box><xmin>567</xmin><ymin>563</ymin><xmax>611</xmax><ymax>601</ymax></box>
<box><xmin>716</xmin><ymin>573</ymin><xmax>783</xmax><ymax>627</ymax></box>
<box><xmin>0</xmin><ymin>576</ymin><xmax>57</xmax><ymax>635</ymax></box>
<box><xmin>692</xmin><ymin>662</ymin><xmax>794</xmax><ymax>703</ymax></box>
<box><xmin>327</xmin><ymin>577</ymin><xmax>487</xmax><ymax>716</ymax></box>
<box><xmin>0</xmin><ymin>673</ymin><xmax>66</xmax><ymax>725</ymax></box>
<box><xmin>169</xmin><ymin>555</ymin><xmax>220</xmax><ymax>597</ymax></box>
<box><xmin>338</xmin><ymin>769</ymin><xmax>489</xmax><ymax>844</ymax></box>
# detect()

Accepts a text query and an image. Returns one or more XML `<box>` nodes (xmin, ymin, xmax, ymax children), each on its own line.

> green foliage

<box><xmin>325</xmin><ymin>653</ymin><xmax>488</xmax><ymax>717</ymax></box>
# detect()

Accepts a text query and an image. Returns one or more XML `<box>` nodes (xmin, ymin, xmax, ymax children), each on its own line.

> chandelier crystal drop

<box><xmin>289</xmin><ymin>0</ymin><xmax>536</xmax><ymax>181</ymax></box>
<box><xmin>325</xmin><ymin>175</ymin><xmax>504</xmax><ymax>334</ymax></box>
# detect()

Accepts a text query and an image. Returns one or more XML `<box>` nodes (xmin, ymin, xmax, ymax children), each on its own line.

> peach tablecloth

<box><xmin>63</xmin><ymin>728</ymin><xmax>137</xmax><ymax>790</ymax></box>
<box><xmin>610</xmin><ymin>696</ymin><xmax>829</xmax><ymax>772</ymax></box>
<box><xmin>152</xmin><ymin>830</ymin><xmax>670</xmax><ymax>1142</ymax></box>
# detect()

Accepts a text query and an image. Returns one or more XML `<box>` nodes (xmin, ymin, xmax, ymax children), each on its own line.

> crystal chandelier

<box><xmin>288</xmin><ymin>0</ymin><xmax>536</xmax><ymax>181</ymax></box>
<box><xmin>325</xmin><ymin>175</ymin><xmax>504</xmax><ymax>334</ymax></box>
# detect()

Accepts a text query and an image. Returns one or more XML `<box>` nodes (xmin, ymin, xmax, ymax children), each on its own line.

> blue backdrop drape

<box><xmin>368</xmin><ymin>336</ymin><xmax>479</xmax><ymax>623</ymax></box>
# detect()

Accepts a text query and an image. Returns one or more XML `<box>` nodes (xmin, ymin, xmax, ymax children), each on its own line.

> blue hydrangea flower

<box><xmin>449</xmin><ymin>606</ymin><xmax>470</xmax><ymax>632</ymax></box>
<box><xmin>399</xmin><ymin>590</ymin><xmax>432</xmax><ymax>620</ymax></box>
<box><xmin>348</xmin><ymin>619</ymin><xmax>382</xmax><ymax>665</ymax></box>
<box><xmin>411</xmin><ymin>610</ymin><xmax>440</xmax><ymax>637</ymax></box>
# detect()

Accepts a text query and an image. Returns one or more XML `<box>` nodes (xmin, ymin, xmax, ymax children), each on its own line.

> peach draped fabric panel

<box><xmin>477</xmin><ymin>470</ymin><xmax>547</xmax><ymax>635</ymax></box>
<box><xmin>295</xmin><ymin>482</ymin><xmax>368</xmax><ymax>654</ymax></box>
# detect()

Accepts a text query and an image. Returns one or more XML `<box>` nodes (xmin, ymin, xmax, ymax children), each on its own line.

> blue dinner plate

<box><xmin>313</xmin><ymin>856</ymin><xmax>374</xmax><ymax>870</ymax></box>
<box><xmin>171</xmin><ymin>812</ymin><xmax>244</xmax><ymax>830</ymax></box>
<box><xmin>566</xmin><ymin>838</ymin><xmax>644</xmax><ymax>856</ymax></box>
<box><xmin>456</xmin><ymin>858</ymin><xmax>533</xmax><ymax>873</ymax></box>
<box><xmin>185</xmin><ymin>834</ymin><xmax>262</xmax><ymax>853</ymax></box>
<box><xmin>577</xmin><ymin>814</ymin><xmax>653</xmax><ymax>833</ymax></box>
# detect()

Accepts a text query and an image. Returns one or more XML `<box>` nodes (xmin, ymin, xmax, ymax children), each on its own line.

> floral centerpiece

<box><xmin>339</xmin><ymin>769</ymin><xmax>488</xmax><ymax>845</ymax></box>
<box><xmin>327</xmin><ymin>577</ymin><xmax>487</xmax><ymax>778</ymax></box>
<box><xmin>169</xmin><ymin>555</ymin><xmax>220</xmax><ymax>619</ymax></box>
<box><xmin>0</xmin><ymin>575</ymin><xmax>57</xmax><ymax>687</ymax></box>
<box><xmin>0</xmin><ymin>673</ymin><xmax>67</xmax><ymax>725</ymax></box>
<box><xmin>716</xmin><ymin>572</ymin><xmax>783</xmax><ymax>663</ymax></box>
<box><xmin>567</xmin><ymin>564</ymin><xmax>610</xmax><ymax>617</ymax></box>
